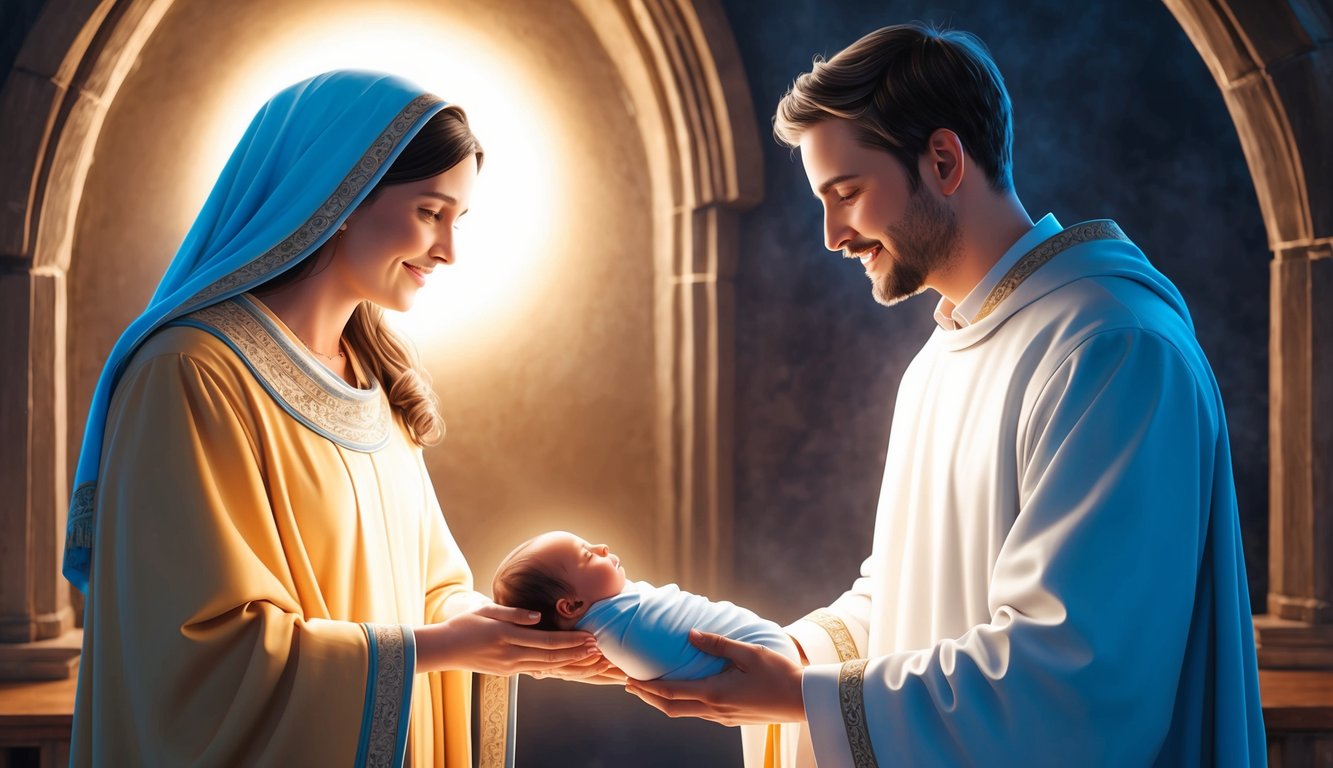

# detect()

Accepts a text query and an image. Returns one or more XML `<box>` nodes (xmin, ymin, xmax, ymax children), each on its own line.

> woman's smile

<box><xmin>403</xmin><ymin>262</ymin><xmax>430</xmax><ymax>286</ymax></box>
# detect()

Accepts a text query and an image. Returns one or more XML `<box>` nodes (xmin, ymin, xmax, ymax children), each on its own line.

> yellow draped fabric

<box><xmin>72</xmin><ymin>295</ymin><xmax>474</xmax><ymax>766</ymax></box>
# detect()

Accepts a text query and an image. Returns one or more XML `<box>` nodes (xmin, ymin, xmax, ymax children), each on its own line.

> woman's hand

<box><xmin>528</xmin><ymin>656</ymin><xmax>628</xmax><ymax>685</ymax></box>
<box><xmin>414</xmin><ymin>601</ymin><xmax>598</xmax><ymax>676</ymax></box>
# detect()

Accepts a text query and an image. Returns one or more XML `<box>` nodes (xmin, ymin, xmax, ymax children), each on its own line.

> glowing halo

<box><xmin>190</xmin><ymin>10</ymin><xmax>569</xmax><ymax>357</ymax></box>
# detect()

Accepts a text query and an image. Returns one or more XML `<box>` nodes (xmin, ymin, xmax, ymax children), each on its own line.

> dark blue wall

<box><xmin>0</xmin><ymin>0</ymin><xmax>42</xmax><ymax>88</ymax></box>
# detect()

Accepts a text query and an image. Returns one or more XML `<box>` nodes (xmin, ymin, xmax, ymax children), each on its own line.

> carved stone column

<box><xmin>1265</xmin><ymin>243</ymin><xmax>1333</xmax><ymax>666</ymax></box>
<box><xmin>1164</xmin><ymin>0</ymin><xmax>1333</xmax><ymax>669</ymax></box>
<box><xmin>0</xmin><ymin>0</ymin><xmax>174</xmax><ymax>680</ymax></box>
<box><xmin>0</xmin><ymin>268</ymin><xmax>79</xmax><ymax>680</ymax></box>
<box><xmin>572</xmin><ymin>0</ymin><xmax>762</xmax><ymax>595</ymax></box>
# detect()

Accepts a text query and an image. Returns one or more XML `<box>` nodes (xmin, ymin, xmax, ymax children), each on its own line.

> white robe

<box><xmin>766</xmin><ymin>217</ymin><xmax>1264</xmax><ymax>767</ymax></box>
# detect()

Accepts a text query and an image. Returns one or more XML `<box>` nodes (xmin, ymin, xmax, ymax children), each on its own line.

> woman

<box><xmin>64</xmin><ymin>70</ymin><xmax>600</xmax><ymax>766</ymax></box>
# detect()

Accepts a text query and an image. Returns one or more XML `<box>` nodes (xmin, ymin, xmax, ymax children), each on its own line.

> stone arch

<box><xmin>0</xmin><ymin>0</ymin><xmax>177</xmax><ymax>662</ymax></box>
<box><xmin>0</xmin><ymin>0</ymin><xmax>759</xmax><ymax>672</ymax></box>
<box><xmin>1163</xmin><ymin>0</ymin><xmax>1333</xmax><ymax>665</ymax></box>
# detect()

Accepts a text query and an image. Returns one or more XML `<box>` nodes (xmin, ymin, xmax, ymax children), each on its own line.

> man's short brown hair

<box><xmin>774</xmin><ymin>22</ymin><xmax>1014</xmax><ymax>193</ymax></box>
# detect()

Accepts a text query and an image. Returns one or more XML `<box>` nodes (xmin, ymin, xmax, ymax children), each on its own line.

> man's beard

<box><xmin>868</xmin><ymin>188</ymin><xmax>961</xmax><ymax>307</ymax></box>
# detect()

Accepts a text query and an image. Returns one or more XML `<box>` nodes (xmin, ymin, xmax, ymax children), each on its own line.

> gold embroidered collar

<box><xmin>171</xmin><ymin>295</ymin><xmax>391</xmax><ymax>451</ymax></box>
<box><xmin>974</xmin><ymin>219</ymin><xmax>1129</xmax><ymax>322</ymax></box>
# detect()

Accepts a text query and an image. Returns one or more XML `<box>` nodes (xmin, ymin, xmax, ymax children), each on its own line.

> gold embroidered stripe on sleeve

<box><xmin>802</xmin><ymin>608</ymin><xmax>860</xmax><ymax>663</ymax></box>
<box><xmin>478</xmin><ymin>674</ymin><xmax>516</xmax><ymax>768</ymax></box>
<box><xmin>838</xmin><ymin>658</ymin><xmax>879</xmax><ymax>768</ymax></box>
<box><xmin>363</xmin><ymin>623</ymin><xmax>409</xmax><ymax>768</ymax></box>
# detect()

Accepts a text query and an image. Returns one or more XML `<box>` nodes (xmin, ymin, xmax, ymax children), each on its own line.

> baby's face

<box><xmin>530</xmin><ymin>531</ymin><xmax>627</xmax><ymax>604</ymax></box>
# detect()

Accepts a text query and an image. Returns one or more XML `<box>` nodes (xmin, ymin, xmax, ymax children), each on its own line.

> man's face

<box><xmin>799</xmin><ymin>119</ymin><xmax>960</xmax><ymax>306</ymax></box>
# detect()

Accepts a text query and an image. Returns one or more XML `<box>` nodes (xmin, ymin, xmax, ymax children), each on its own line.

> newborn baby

<box><xmin>492</xmin><ymin>531</ymin><xmax>798</xmax><ymax>681</ymax></box>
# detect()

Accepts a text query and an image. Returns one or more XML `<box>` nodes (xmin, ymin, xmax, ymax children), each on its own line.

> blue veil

<box><xmin>63</xmin><ymin>70</ymin><xmax>448</xmax><ymax>591</ymax></box>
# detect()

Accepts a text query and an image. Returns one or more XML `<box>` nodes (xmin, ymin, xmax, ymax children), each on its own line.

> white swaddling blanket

<box><xmin>577</xmin><ymin>581</ymin><xmax>798</xmax><ymax>681</ymax></box>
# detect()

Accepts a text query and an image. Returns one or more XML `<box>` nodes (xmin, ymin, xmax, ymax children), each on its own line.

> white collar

<box><xmin>934</xmin><ymin>213</ymin><xmax>1063</xmax><ymax>330</ymax></box>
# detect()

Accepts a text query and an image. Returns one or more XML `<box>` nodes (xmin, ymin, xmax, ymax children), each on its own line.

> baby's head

<box><xmin>491</xmin><ymin>531</ymin><xmax>628</xmax><ymax>630</ymax></box>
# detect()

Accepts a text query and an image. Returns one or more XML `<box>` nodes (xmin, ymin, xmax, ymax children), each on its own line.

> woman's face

<box><xmin>332</xmin><ymin>155</ymin><xmax>479</xmax><ymax>312</ymax></box>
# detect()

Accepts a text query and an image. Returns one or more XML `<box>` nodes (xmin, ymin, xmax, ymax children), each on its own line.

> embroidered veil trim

<box><xmin>181</xmin><ymin>94</ymin><xmax>443</xmax><ymax>313</ymax></box>
<box><xmin>65</xmin><ymin>482</ymin><xmax>96</xmax><ymax>551</ymax></box>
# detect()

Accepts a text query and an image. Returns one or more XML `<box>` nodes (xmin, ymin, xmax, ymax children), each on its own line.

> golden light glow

<box><xmin>191</xmin><ymin>7</ymin><xmax>570</xmax><ymax>359</ymax></box>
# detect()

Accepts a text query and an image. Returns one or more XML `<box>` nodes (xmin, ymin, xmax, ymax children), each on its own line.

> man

<box><xmin>627</xmin><ymin>22</ymin><xmax>1266</xmax><ymax>767</ymax></box>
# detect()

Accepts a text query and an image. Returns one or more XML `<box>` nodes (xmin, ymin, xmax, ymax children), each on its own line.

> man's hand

<box><xmin>625</xmin><ymin>630</ymin><xmax>806</xmax><ymax>726</ymax></box>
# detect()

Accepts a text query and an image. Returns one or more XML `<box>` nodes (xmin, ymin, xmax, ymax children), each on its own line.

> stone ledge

<box><xmin>1255</xmin><ymin>614</ymin><xmax>1333</xmax><ymax>670</ymax></box>
<box><xmin>0</xmin><ymin>630</ymin><xmax>81</xmax><ymax>681</ymax></box>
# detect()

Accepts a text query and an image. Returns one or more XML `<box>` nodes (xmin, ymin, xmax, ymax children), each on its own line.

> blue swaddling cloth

<box><xmin>576</xmin><ymin>581</ymin><xmax>798</xmax><ymax>681</ymax></box>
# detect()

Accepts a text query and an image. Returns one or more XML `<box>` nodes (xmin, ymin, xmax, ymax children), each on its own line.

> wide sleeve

<box><xmin>802</xmin><ymin>329</ymin><xmax>1215</xmax><ymax>767</ymax></box>
<box><xmin>83</xmin><ymin>348</ymin><xmax>412</xmax><ymax>766</ymax></box>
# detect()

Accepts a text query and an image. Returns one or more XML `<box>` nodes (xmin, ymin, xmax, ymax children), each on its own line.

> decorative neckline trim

<box><xmin>171</xmin><ymin>296</ymin><xmax>391</xmax><ymax>451</ymax></box>
<box><xmin>974</xmin><ymin>219</ymin><xmax>1129</xmax><ymax>322</ymax></box>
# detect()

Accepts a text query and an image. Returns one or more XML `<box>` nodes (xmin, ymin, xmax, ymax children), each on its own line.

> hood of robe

<box><xmin>933</xmin><ymin>218</ymin><xmax>1267</xmax><ymax>762</ymax></box>
<box><xmin>941</xmin><ymin>219</ymin><xmax>1194</xmax><ymax>352</ymax></box>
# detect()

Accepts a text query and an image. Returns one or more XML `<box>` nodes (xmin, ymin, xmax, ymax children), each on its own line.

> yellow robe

<box><xmin>72</xmin><ymin>294</ymin><xmax>473</xmax><ymax>766</ymax></box>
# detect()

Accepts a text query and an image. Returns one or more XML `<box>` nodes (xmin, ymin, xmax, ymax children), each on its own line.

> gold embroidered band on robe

<box><xmin>171</xmin><ymin>296</ymin><xmax>391</xmax><ymax>451</ymax></box>
<box><xmin>761</xmin><ymin>723</ymin><xmax>783</xmax><ymax>768</ymax></box>
<box><xmin>974</xmin><ymin>219</ymin><xmax>1129</xmax><ymax>321</ymax></box>
<box><xmin>360</xmin><ymin>623</ymin><xmax>413</xmax><ymax>766</ymax></box>
<box><xmin>181</xmin><ymin>94</ymin><xmax>443</xmax><ymax>313</ymax></box>
<box><xmin>478</xmin><ymin>674</ymin><xmax>518</xmax><ymax>768</ymax></box>
<box><xmin>802</xmin><ymin>608</ymin><xmax>860</xmax><ymax>662</ymax></box>
<box><xmin>838</xmin><ymin>658</ymin><xmax>879</xmax><ymax>768</ymax></box>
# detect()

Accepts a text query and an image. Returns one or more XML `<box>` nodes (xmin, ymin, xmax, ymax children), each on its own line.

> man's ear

<box><xmin>555</xmin><ymin>597</ymin><xmax>586</xmax><ymax>619</ymax></box>
<box><xmin>921</xmin><ymin>128</ymin><xmax>965</xmax><ymax>196</ymax></box>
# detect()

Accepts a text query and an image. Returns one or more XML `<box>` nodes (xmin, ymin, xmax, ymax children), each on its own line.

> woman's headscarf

<box><xmin>64</xmin><ymin>70</ymin><xmax>448</xmax><ymax>591</ymax></box>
